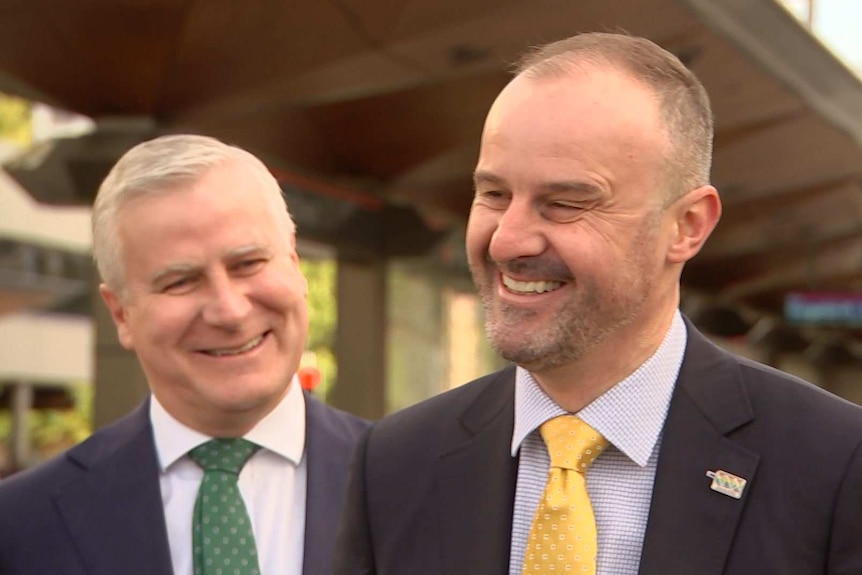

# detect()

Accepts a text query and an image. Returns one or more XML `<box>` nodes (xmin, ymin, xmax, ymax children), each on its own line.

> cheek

<box><xmin>129</xmin><ymin>300</ymin><xmax>196</xmax><ymax>344</ymax></box>
<box><xmin>554</xmin><ymin>233</ymin><xmax>628</xmax><ymax>285</ymax></box>
<box><xmin>466</xmin><ymin>215</ymin><xmax>496</xmax><ymax>258</ymax></box>
<box><xmin>262</xmin><ymin>271</ymin><xmax>308</xmax><ymax>316</ymax></box>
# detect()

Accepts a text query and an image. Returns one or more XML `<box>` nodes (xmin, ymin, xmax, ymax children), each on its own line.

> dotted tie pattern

<box><xmin>522</xmin><ymin>416</ymin><xmax>609</xmax><ymax>575</ymax></box>
<box><xmin>188</xmin><ymin>438</ymin><xmax>262</xmax><ymax>575</ymax></box>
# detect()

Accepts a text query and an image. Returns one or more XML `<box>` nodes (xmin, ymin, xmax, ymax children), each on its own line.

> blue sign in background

<box><xmin>785</xmin><ymin>292</ymin><xmax>862</xmax><ymax>327</ymax></box>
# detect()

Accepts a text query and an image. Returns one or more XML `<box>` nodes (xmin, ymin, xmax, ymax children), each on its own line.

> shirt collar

<box><xmin>150</xmin><ymin>376</ymin><xmax>306</xmax><ymax>472</ymax></box>
<box><xmin>512</xmin><ymin>310</ymin><xmax>687</xmax><ymax>467</ymax></box>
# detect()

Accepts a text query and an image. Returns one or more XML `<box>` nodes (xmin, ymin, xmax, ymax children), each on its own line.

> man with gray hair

<box><xmin>0</xmin><ymin>134</ymin><xmax>368</xmax><ymax>575</ymax></box>
<box><xmin>334</xmin><ymin>32</ymin><xmax>862</xmax><ymax>575</ymax></box>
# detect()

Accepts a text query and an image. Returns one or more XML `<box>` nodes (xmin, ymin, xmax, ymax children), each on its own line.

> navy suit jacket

<box><xmin>335</xmin><ymin>322</ymin><xmax>862</xmax><ymax>574</ymax></box>
<box><xmin>0</xmin><ymin>392</ymin><xmax>368</xmax><ymax>575</ymax></box>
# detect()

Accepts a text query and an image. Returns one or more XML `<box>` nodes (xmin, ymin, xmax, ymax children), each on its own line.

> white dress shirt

<box><xmin>150</xmin><ymin>377</ymin><xmax>307</xmax><ymax>575</ymax></box>
<box><xmin>509</xmin><ymin>311</ymin><xmax>687</xmax><ymax>575</ymax></box>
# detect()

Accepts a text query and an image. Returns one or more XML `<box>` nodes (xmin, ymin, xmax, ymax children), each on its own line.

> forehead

<box><xmin>484</xmin><ymin>64</ymin><xmax>667</xmax><ymax>149</ymax></box>
<box><xmin>477</xmin><ymin>65</ymin><xmax>670</xmax><ymax>190</ymax></box>
<box><xmin>121</xmin><ymin>159</ymin><xmax>274</xmax><ymax>214</ymax></box>
<box><xmin>117</xmin><ymin>162</ymin><xmax>288</xmax><ymax>252</ymax></box>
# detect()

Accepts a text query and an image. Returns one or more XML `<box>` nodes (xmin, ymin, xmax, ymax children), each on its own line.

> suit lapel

<box><xmin>436</xmin><ymin>368</ymin><xmax>517</xmax><ymax>575</ymax></box>
<box><xmin>303</xmin><ymin>394</ymin><xmax>361</xmax><ymax>575</ymax></box>
<box><xmin>54</xmin><ymin>401</ymin><xmax>174</xmax><ymax>575</ymax></box>
<box><xmin>639</xmin><ymin>324</ymin><xmax>759</xmax><ymax>575</ymax></box>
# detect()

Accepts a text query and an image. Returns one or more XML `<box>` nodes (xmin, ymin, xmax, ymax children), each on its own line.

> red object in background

<box><xmin>298</xmin><ymin>366</ymin><xmax>321</xmax><ymax>390</ymax></box>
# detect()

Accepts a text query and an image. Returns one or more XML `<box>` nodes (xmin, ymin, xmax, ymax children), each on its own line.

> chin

<box><xmin>217</xmin><ymin>385</ymin><xmax>284</xmax><ymax>411</ymax></box>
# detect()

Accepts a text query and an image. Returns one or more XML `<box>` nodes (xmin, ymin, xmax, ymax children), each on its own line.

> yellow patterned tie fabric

<box><xmin>522</xmin><ymin>416</ymin><xmax>609</xmax><ymax>575</ymax></box>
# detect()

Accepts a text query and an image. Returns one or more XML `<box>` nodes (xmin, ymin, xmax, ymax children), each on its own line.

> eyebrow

<box><xmin>148</xmin><ymin>245</ymin><xmax>273</xmax><ymax>286</ymax></box>
<box><xmin>473</xmin><ymin>169</ymin><xmax>606</xmax><ymax>197</ymax></box>
<box><xmin>225</xmin><ymin>244</ymin><xmax>271</xmax><ymax>260</ymax></box>
<box><xmin>473</xmin><ymin>170</ymin><xmax>506</xmax><ymax>189</ymax></box>
<box><xmin>540</xmin><ymin>180</ymin><xmax>605</xmax><ymax>196</ymax></box>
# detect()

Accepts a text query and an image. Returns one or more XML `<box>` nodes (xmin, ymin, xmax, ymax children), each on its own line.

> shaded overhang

<box><xmin>1</xmin><ymin>0</ymin><xmax>862</xmax><ymax>335</ymax></box>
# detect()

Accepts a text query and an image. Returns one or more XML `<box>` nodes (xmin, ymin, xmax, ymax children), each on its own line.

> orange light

<box><xmin>298</xmin><ymin>366</ymin><xmax>321</xmax><ymax>390</ymax></box>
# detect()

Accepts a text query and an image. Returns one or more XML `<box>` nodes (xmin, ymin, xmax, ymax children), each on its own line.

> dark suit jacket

<box><xmin>0</xmin><ymin>391</ymin><xmax>368</xmax><ymax>575</ymax></box>
<box><xmin>335</xmin><ymin>322</ymin><xmax>862</xmax><ymax>575</ymax></box>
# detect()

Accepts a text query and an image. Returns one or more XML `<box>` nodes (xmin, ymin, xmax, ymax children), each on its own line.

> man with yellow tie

<box><xmin>335</xmin><ymin>32</ymin><xmax>862</xmax><ymax>575</ymax></box>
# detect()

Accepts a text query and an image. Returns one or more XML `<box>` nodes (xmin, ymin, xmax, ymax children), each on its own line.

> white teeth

<box><xmin>502</xmin><ymin>275</ymin><xmax>563</xmax><ymax>294</ymax></box>
<box><xmin>205</xmin><ymin>335</ymin><xmax>264</xmax><ymax>357</ymax></box>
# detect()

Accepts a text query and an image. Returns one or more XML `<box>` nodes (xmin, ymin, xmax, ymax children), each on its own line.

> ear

<box><xmin>289</xmin><ymin>249</ymin><xmax>309</xmax><ymax>297</ymax></box>
<box><xmin>99</xmin><ymin>283</ymin><xmax>136</xmax><ymax>350</ymax></box>
<box><xmin>667</xmin><ymin>185</ymin><xmax>722</xmax><ymax>264</ymax></box>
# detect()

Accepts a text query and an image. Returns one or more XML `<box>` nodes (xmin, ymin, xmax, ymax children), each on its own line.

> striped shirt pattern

<box><xmin>508</xmin><ymin>311</ymin><xmax>687</xmax><ymax>575</ymax></box>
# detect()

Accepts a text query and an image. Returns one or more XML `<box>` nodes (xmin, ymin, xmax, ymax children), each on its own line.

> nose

<box><xmin>201</xmin><ymin>274</ymin><xmax>252</xmax><ymax>328</ymax></box>
<box><xmin>488</xmin><ymin>197</ymin><xmax>547</xmax><ymax>263</ymax></box>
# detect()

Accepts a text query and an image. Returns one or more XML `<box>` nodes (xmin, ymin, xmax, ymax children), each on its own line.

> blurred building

<box><xmin>0</xmin><ymin>118</ymin><xmax>93</xmax><ymax>472</ymax></box>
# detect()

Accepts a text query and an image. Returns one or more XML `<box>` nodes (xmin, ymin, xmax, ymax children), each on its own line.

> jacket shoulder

<box><xmin>305</xmin><ymin>392</ymin><xmax>370</xmax><ymax>446</ymax></box>
<box><xmin>0</xmin><ymin>406</ymin><xmax>149</xmax><ymax>503</ymax></box>
<box><xmin>364</xmin><ymin>366</ymin><xmax>515</xmax><ymax>457</ymax></box>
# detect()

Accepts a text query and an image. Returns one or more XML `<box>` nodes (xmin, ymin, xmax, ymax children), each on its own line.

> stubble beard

<box><xmin>474</xmin><ymin>233</ymin><xmax>657</xmax><ymax>374</ymax></box>
<box><xmin>480</xmin><ymin>280</ymin><xmax>641</xmax><ymax>373</ymax></box>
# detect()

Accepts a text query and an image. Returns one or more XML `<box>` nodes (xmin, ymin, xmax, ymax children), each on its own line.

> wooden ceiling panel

<box><xmin>712</xmin><ymin>112</ymin><xmax>862</xmax><ymax>196</ymax></box>
<box><xmin>692</xmin><ymin>31</ymin><xmax>805</xmax><ymax>132</ymax></box>
<box><xmin>160</xmin><ymin>0</ymin><xmax>381</xmax><ymax>113</ymax></box>
<box><xmin>175</xmin><ymin>106</ymin><xmax>334</xmax><ymax>176</ymax></box>
<box><xmin>704</xmin><ymin>179</ymin><xmax>862</xmax><ymax>258</ymax></box>
<box><xmin>308</xmin><ymin>72</ymin><xmax>506</xmax><ymax>179</ymax></box>
<box><xmin>386</xmin><ymin>0</ymin><xmax>696</xmax><ymax>76</ymax></box>
<box><xmin>0</xmin><ymin>1</ymin><xmax>189</xmax><ymax>115</ymax></box>
<box><xmin>175</xmin><ymin>51</ymin><xmax>421</xmax><ymax>125</ymax></box>
<box><xmin>722</xmin><ymin>236</ymin><xmax>862</xmax><ymax>301</ymax></box>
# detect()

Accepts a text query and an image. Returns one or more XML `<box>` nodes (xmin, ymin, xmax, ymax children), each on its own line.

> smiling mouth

<box><xmin>202</xmin><ymin>333</ymin><xmax>267</xmax><ymax>357</ymax></box>
<box><xmin>501</xmin><ymin>274</ymin><xmax>564</xmax><ymax>295</ymax></box>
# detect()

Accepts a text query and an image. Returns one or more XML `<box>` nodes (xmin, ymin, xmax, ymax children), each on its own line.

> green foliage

<box><xmin>29</xmin><ymin>385</ymin><xmax>93</xmax><ymax>456</ymax></box>
<box><xmin>301</xmin><ymin>259</ymin><xmax>336</xmax><ymax>349</ymax></box>
<box><xmin>0</xmin><ymin>410</ymin><xmax>9</xmax><ymax>440</ymax></box>
<box><xmin>0</xmin><ymin>384</ymin><xmax>92</xmax><ymax>471</ymax></box>
<box><xmin>300</xmin><ymin>259</ymin><xmax>338</xmax><ymax>397</ymax></box>
<box><xmin>0</xmin><ymin>93</ymin><xmax>32</xmax><ymax>144</ymax></box>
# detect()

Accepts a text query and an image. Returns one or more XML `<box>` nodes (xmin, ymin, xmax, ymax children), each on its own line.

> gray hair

<box><xmin>92</xmin><ymin>134</ymin><xmax>296</xmax><ymax>292</ymax></box>
<box><xmin>515</xmin><ymin>32</ymin><xmax>714</xmax><ymax>201</ymax></box>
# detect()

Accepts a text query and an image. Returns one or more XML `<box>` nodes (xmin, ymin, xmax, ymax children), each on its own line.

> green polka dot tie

<box><xmin>188</xmin><ymin>438</ymin><xmax>262</xmax><ymax>575</ymax></box>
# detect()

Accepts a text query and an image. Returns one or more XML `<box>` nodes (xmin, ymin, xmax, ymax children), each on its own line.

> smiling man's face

<box><xmin>100</xmin><ymin>159</ymin><xmax>308</xmax><ymax>436</ymax></box>
<box><xmin>467</xmin><ymin>64</ymin><xmax>677</xmax><ymax>374</ymax></box>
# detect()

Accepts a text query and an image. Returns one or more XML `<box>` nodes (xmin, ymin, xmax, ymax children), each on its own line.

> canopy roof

<box><xmin>3</xmin><ymin>0</ymin><xmax>862</xmax><ymax>339</ymax></box>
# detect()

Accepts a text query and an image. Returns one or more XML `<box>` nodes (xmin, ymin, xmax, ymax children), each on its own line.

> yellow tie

<box><xmin>522</xmin><ymin>416</ymin><xmax>609</xmax><ymax>575</ymax></box>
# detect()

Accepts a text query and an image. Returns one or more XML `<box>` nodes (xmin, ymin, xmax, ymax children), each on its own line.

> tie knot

<box><xmin>540</xmin><ymin>415</ymin><xmax>608</xmax><ymax>472</ymax></box>
<box><xmin>188</xmin><ymin>438</ymin><xmax>259</xmax><ymax>475</ymax></box>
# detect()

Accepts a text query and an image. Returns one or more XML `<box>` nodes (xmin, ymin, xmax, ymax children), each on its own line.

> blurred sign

<box><xmin>784</xmin><ymin>291</ymin><xmax>862</xmax><ymax>327</ymax></box>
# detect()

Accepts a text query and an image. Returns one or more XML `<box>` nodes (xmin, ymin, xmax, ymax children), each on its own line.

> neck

<box><xmin>531</xmin><ymin>307</ymin><xmax>677</xmax><ymax>413</ymax></box>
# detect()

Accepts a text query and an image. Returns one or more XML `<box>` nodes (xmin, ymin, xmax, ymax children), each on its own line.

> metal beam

<box><xmin>678</xmin><ymin>0</ymin><xmax>862</xmax><ymax>147</ymax></box>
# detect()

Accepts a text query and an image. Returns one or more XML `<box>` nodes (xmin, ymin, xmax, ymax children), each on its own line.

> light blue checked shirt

<box><xmin>508</xmin><ymin>311</ymin><xmax>687</xmax><ymax>575</ymax></box>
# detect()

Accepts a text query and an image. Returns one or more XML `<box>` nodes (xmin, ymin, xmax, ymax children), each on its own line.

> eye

<box><xmin>541</xmin><ymin>201</ymin><xmax>588</xmax><ymax>223</ymax></box>
<box><xmin>474</xmin><ymin>189</ymin><xmax>510</xmax><ymax>210</ymax></box>
<box><xmin>233</xmin><ymin>258</ymin><xmax>267</xmax><ymax>275</ymax></box>
<box><xmin>162</xmin><ymin>276</ymin><xmax>196</xmax><ymax>294</ymax></box>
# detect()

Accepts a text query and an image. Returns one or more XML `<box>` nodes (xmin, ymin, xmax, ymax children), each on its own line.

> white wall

<box><xmin>0</xmin><ymin>312</ymin><xmax>92</xmax><ymax>384</ymax></box>
<box><xmin>0</xmin><ymin>145</ymin><xmax>91</xmax><ymax>253</ymax></box>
